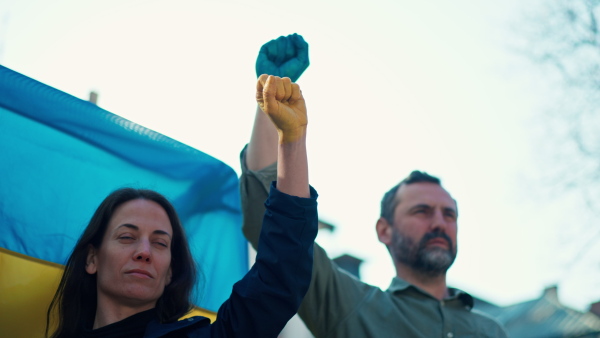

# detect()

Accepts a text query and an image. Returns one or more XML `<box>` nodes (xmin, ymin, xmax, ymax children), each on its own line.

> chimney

<box><xmin>590</xmin><ymin>301</ymin><xmax>600</xmax><ymax>318</ymax></box>
<box><xmin>89</xmin><ymin>91</ymin><xmax>98</xmax><ymax>105</ymax></box>
<box><xmin>543</xmin><ymin>285</ymin><xmax>559</xmax><ymax>303</ymax></box>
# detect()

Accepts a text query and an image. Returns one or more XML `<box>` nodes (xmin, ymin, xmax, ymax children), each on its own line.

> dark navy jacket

<box><xmin>143</xmin><ymin>183</ymin><xmax>318</xmax><ymax>337</ymax></box>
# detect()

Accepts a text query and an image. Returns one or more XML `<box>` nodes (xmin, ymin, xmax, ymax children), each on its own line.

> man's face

<box><xmin>86</xmin><ymin>199</ymin><xmax>173</xmax><ymax>310</ymax></box>
<box><xmin>388</xmin><ymin>182</ymin><xmax>458</xmax><ymax>276</ymax></box>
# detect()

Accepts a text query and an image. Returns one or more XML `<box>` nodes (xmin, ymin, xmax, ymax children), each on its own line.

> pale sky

<box><xmin>2</xmin><ymin>0</ymin><xmax>598</xmax><ymax>311</ymax></box>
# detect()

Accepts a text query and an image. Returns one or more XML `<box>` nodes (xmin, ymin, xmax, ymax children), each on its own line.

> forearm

<box><xmin>239</xmin><ymin>145</ymin><xmax>276</xmax><ymax>249</ymax></box>
<box><xmin>246</xmin><ymin>105</ymin><xmax>278</xmax><ymax>171</ymax></box>
<box><xmin>276</xmin><ymin>131</ymin><xmax>308</xmax><ymax>198</ymax></box>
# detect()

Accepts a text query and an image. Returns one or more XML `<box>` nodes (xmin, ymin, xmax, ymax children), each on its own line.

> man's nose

<box><xmin>430</xmin><ymin>209</ymin><xmax>448</xmax><ymax>232</ymax></box>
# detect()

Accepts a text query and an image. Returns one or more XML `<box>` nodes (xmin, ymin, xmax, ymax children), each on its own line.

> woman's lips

<box><xmin>126</xmin><ymin>269</ymin><xmax>153</xmax><ymax>279</ymax></box>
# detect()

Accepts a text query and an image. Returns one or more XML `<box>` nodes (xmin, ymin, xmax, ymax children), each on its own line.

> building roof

<box><xmin>476</xmin><ymin>286</ymin><xmax>600</xmax><ymax>338</ymax></box>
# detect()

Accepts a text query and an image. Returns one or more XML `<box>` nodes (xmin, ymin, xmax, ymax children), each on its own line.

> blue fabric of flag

<box><xmin>0</xmin><ymin>65</ymin><xmax>247</xmax><ymax>312</ymax></box>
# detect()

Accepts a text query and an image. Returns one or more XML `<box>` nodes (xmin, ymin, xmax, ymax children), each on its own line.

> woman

<box><xmin>47</xmin><ymin>75</ymin><xmax>316</xmax><ymax>337</ymax></box>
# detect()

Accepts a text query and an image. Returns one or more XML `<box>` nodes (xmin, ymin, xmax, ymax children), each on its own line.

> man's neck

<box><xmin>396</xmin><ymin>265</ymin><xmax>449</xmax><ymax>300</ymax></box>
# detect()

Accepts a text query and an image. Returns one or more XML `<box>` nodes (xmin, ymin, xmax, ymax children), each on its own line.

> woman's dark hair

<box><xmin>46</xmin><ymin>188</ymin><xmax>197</xmax><ymax>338</ymax></box>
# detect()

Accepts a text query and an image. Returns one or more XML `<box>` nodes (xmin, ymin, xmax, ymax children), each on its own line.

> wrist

<box><xmin>277</xmin><ymin>126</ymin><xmax>307</xmax><ymax>144</ymax></box>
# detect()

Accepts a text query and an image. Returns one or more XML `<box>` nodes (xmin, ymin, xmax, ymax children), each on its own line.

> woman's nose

<box><xmin>133</xmin><ymin>241</ymin><xmax>151</xmax><ymax>262</ymax></box>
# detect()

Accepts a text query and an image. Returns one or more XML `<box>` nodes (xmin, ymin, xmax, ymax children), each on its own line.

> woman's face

<box><xmin>86</xmin><ymin>199</ymin><xmax>173</xmax><ymax>310</ymax></box>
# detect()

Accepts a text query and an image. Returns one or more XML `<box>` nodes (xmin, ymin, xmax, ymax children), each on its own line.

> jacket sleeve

<box><xmin>238</xmin><ymin>145</ymin><xmax>376</xmax><ymax>337</ymax></box>
<box><xmin>210</xmin><ymin>180</ymin><xmax>318</xmax><ymax>338</ymax></box>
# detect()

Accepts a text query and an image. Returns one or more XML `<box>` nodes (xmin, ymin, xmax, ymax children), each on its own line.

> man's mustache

<box><xmin>419</xmin><ymin>231</ymin><xmax>453</xmax><ymax>251</ymax></box>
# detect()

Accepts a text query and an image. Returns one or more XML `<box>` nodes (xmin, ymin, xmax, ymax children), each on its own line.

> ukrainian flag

<box><xmin>0</xmin><ymin>65</ymin><xmax>246</xmax><ymax>337</ymax></box>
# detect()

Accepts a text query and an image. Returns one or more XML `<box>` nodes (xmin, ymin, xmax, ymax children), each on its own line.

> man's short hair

<box><xmin>380</xmin><ymin>171</ymin><xmax>441</xmax><ymax>223</ymax></box>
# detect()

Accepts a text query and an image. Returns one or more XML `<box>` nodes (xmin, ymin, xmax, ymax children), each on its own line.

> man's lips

<box><xmin>427</xmin><ymin>238</ymin><xmax>449</xmax><ymax>248</ymax></box>
<box><xmin>126</xmin><ymin>269</ymin><xmax>153</xmax><ymax>279</ymax></box>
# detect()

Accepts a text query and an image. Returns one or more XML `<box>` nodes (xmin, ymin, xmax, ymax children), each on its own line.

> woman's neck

<box><xmin>93</xmin><ymin>298</ymin><xmax>156</xmax><ymax>329</ymax></box>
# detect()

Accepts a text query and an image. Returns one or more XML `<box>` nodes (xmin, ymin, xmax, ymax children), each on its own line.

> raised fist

<box><xmin>256</xmin><ymin>34</ymin><xmax>309</xmax><ymax>82</ymax></box>
<box><xmin>256</xmin><ymin>75</ymin><xmax>307</xmax><ymax>144</ymax></box>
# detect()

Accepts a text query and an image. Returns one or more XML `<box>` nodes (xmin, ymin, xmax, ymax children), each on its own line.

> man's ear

<box><xmin>85</xmin><ymin>245</ymin><xmax>98</xmax><ymax>275</ymax></box>
<box><xmin>376</xmin><ymin>217</ymin><xmax>393</xmax><ymax>246</ymax></box>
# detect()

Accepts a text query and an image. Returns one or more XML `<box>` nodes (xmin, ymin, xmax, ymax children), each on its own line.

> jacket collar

<box><xmin>144</xmin><ymin>316</ymin><xmax>210</xmax><ymax>338</ymax></box>
<box><xmin>387</xmin><ymin>277</ymin><xmax>474</xmax><ymax>309</ymax></box>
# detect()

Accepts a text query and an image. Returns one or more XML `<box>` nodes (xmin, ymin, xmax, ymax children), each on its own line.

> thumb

<box><xmin>262</xmin><ymin>75</ymin><xmax>279</xmax><ymax>113</ymax></box>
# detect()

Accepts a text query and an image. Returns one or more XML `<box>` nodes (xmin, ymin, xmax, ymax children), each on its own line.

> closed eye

<box><xmin>117</xmin><ymin>236</ymin><xmax>136</xmax><ymax>244</ymax></box>
<box><xmin>443</xmin><ymin>209</ymin><xmax>457</xmax><ymax>220</ymax></box>
<box><xmin>412</xmin><ymin>207</ymin><xmax>431</xmax><ymax>215</ymax></box>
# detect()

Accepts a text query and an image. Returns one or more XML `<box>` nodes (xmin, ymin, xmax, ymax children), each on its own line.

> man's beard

<box><xmin>391</xmin><ymin>228</ymin><xmax>456</xmax><ymax>277</ymax></box>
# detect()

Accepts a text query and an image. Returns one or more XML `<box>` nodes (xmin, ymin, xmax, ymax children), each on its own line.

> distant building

<box><xmin>474</xmin><ymin>286</ymin><xmax>600</xmax><ymax>337</ymax></box>
<box><xmin>332</xmin><ymin>254</ymin><xmax>363</xmax><ymax>280</ymax></box>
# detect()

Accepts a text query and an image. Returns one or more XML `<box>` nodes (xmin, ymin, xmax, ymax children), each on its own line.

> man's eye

<box><xmin>119</xmin><ymin>236</ymin><xmax>134</xmax><ymax>240</ymax></box>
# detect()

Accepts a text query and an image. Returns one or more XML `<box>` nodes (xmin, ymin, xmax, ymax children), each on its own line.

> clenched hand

<box><xmin>256</xmin><ymin>74</ymin><xmax>307</xmax><ymax>144</ymax></box>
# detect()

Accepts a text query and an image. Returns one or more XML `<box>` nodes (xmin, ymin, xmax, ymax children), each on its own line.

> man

<box><xmin>241</xmin><ymin>34</ymin><xmax>507</xmax><ymax>337</ymax></box>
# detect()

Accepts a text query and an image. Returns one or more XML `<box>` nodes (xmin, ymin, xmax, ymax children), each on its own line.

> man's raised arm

<box><xmin>242</xmin><ymin>34</ymin><xmax>310</xmax><ymax>247</ymax></box>
<box><xmin>246</xmin><ymin>33</ymin><xmax>309</xmax><ymax>171</ymax></box>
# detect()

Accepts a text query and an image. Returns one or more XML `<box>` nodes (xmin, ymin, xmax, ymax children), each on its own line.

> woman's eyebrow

<box><xmin>117</xmin><ymin>223</ymin><xmax>139</xmax><ymax>231</ymax></box>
